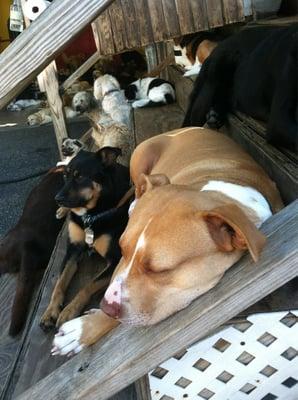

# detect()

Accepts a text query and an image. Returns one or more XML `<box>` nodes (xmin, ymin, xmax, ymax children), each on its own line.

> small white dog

<box><xmin>93</xmin><ymin>74</ymin><xmax>131</xmax><ymax>128</ymax></box>
<box><xmin>27</xmin><ymin>107</ymin><xmax>79</xmax><ymax>126</ymax></box>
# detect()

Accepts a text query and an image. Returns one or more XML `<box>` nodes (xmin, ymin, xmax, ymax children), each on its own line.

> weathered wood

<box><xmin>40</xmin><ymin>62</ymin><xmax>69</xmax><ymax>156</ymax></box>
<box><xmin>0</xmin><ymin>0</ymin><xmax>116</xmax><ymax>109</ymax></box>
<box><xmin>108</xmin><ymin>2</ymin><xmax>128</xmax><ymax>51</ymax></box>
<box><xmin>168</xmin><ymin>65</ymin><xmax>193</xmax><ymax>113</ymax></box>
<box><xmin>134</xmin><ymin>103</ymin><xmax>185</xmax><ymax>145</ymax></box>
<box><xmin>134</xmin><ymin>375</ymin><xmax>152</xmax><ymax>400</ymax></box>
<box><xmin>205</xmin><ymin>0</ymin><xmax>224</xmax><ymax>27</ymax></box>
<box><xmin>225</xmin><ymin>114</ymin><xmax>298</xmax><ymax>204</ymax></box>
<box><xmin>119</xmin><ymin>0</ymin><xmax>140</xmax><ymax>49</ymax></box>
<box><xmin>62</xmin><ymin>51</ymin><xmax>102</xmax><ymax>91</ymax></box>
<box><xmin>93</xmin><ymin>12</ymin><xmax>116</xmax><ymax>56</ymax></box>
<box><xmin>187</xmin><ymin>0</ymin><xmax>210</xmax><ymax>33</ymax></box>
<box><xmin>161</xmin><ymin>0</ymin><xmax>181</xmax><ymax>38</ymax></box>
<box><xmin>222</xmin><ymin>0</ymin><xmax>245</xmax><ymax>24</ymax></box>
<box><xmin>15</xmin><ymin>199</ymin><xmax>298</xmax><ymax>400</ymax></box>
<box><xmin>147</xmin><ymin>0</ymin><xmax>167</xmax><ymax>43</ymax></box>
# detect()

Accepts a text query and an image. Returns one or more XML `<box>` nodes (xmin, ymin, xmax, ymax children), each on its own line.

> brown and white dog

<box><xmin>174</xmin><ymin>33</ymin><xmax>223</xmax><ymax>76</ymax></box>
<box><xmin>51</xmin><ymin>127</ymin><xmax>283</xmax><ymax>355</ymax></box>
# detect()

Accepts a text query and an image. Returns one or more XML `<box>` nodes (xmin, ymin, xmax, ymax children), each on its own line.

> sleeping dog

<box><xmin>51</xmin><ymin>127</ymin><xmax>283</xmax><ymax>356</ymax></box>
<box><xmin>125</xmin><ymin>77</ymin><xmax>176</xmax><ymax>108</ymax></box>
<box><xmin>0</xmin><ymin>168</ymin><xmax>64</xmax><ymax>336</ymax></box>
<box><xmin>183</xmin><ymin>24</ymin><xmax>298</xmax><ymax>152</ymax></box>
<box><xmin>40</xmin><ymin>147</ymin><xmax>131</xmax><ymax>330</ymax></box>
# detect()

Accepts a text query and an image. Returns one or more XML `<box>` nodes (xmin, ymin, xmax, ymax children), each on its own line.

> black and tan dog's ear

<box><xmin>135</xmin><ymin>173</ymin><xmax>170</xmax><ymax>198</ymax></box>
<box><xmin>202</xmin><ymin>204</ymin><xmax>266</xmax><ymax>262</ymax></box>
<box><xmin>97</xmin><ymin>146</ymin><xmax>122</xmax><ymax>166</ymax></box>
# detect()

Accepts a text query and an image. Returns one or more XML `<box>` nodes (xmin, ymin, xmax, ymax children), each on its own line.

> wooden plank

<box><xmin>222</xmin><ymin>0</ymin><xmax>245</xmax><ymax>24</ymax></box>
<box><xmin>188</xmin><ymin>0</ymin><xmax>210</xmax><ymax>33</ymax></box>
<box><xmin>119</xmin><ymin>0</ymin><xmax>140</xmax><ymax>49</ymax></box>
<box><xmin>107</xmin><ymin>1</ymin><xmax>128</xmax><ymax>53</ymax></box>
<box><xmin>40</xmin><ymin>62</ymin><xmax>68</xmax><ymax>156</ymax></box>
<box><xmin>0</xmin><ymin>0</ymin><xmax>116</xmax><ymax>109</ymax></box>
<box><xmin>225</xmin><ymin>114</ymin><xmax>298</xmax><ymax>204</ymax></box>
<box><xmin>205</xmin><ymin>0</ymin><xmax>224</xmax><ymax>28</ymax></box>
<box><xmin>134</xmin><ymin>0</ymin><xmax>154</xmax><ymax>48</ymax></box>
<box><xmin>134</xmin><ymin>375</ymin><xmax>152</xmax><ymax>400</ymax></box>
<box><xmin>161</xmin><ymin>0</ymin><xmax>181</xmax><ymax>38</ymax></box>
<box><xmin>134</xmin><ymin>104</ymin><xmax>185</xmax><ymax>145</ymax></box>
<box><xmin>62</xmin><ymin>51</ymin><xmax>102</xmax><ymax>91</ymax></box>
<box><xmin>168</xmin><ymin>65</ymin><xmax>193</xmax><ymax>113</ymax></box>
<box><xmin>93</xmin><ymin>12</ymin><xmax>115</xmax><ymax>56</ymax></box>
<box><xmin>146</xmin><ymin>0</ymin><xmax>167</xmax><ymax>43</ymax></box>
<box><xmin>175</xmin><ymin>0</ymin><xmax>195</xmax><ymax>34</ymax></box>
<box><xmin>15</xmin><ymin>201</ymin><xmax>298</xmax><ymax>400</ymax></box>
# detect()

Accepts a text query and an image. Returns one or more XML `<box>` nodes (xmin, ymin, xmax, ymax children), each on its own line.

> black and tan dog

<box><xmin>0</xmin><ymin>168</ymin><xmax>64</xmax><ymax>336</ymax></box>
<box><xmin>40</xmin><ymin>146</ymin><xmax>131</xmax><ymax>330</ymax></box>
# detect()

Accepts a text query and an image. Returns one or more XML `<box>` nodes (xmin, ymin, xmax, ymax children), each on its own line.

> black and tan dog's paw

<box><xmin>206</xmin><ymin>108</ymin><xmax>223</xmax><ymax>130</ymax></box>
<box><xmin>40</xmin><ymin>306</ymin><xmax>61</xmax><ymax>332</ymax></box>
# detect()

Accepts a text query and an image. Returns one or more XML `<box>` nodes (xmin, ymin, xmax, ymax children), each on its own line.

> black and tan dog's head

<box><xmin>55</xmin><ymin>147</ymin><xmax>127</xmax><ymax>215</ymax></box>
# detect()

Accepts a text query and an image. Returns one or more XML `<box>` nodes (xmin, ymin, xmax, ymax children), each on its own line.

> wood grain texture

<box><xmin>205</xmin><ymin>0</ymin><xmax>224</xmax><ymax>27</ymax></box>
<box><xmin>0</xmin><ymin>0</ymin><xmax>116</xmax><ymax>109</ymax></box>
<box><xmin>40</xmin><ymin>62</ymin><xmax>69</xmax><ymax>156</ymax></box>
<box><xmin>161</xmin><ymin>0</ymin><xmax>181</xmax><ymax>38</ymax></box>
<box><xmin>222</xmin><ymin>0</ymin><xmax>245</xmax><ymax>24</ymax></box>
<box><xmin>14</xmin><ymin>201</ymin><xmax>298</xmax><ymax>400</ymax></box>
<box><xmin>108</xmin><ymin>2</ymin><xmax>128</xmax><ymax>52</ymax></box>
<box><xmin>134</xmin><ymin>103</ymin><xmax>185</xmax><ymax>145</ymax></box>
<box><xmin>93</xmin><ymin>12</ymin><xmax>116</xmax><ymax>56</ymax></box>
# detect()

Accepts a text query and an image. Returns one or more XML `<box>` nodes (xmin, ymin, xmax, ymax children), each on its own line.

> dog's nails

<box><xmin>55</xmin><ymin>330</ymin><xmax>64</xmax><ymax>337</ymax></box>
<box><xmin>51</xmin><ymin>347</ymin><xmax>59</xmax><ymax>354</ymax></box>
<box><xmin>67</xmin><ymin>351</ymin><xmax>75</xmax><ymax>358</ymax></box>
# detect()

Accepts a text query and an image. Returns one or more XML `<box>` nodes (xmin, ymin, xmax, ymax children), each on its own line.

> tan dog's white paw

<box><xmin>52</xmin><ymin>317</ymin><xmax>85</xmax><ymax>356</ymax></box>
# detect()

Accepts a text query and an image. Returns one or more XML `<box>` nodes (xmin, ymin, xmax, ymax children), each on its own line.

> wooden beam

<box><xmin>41</xmin><ymin>62</ymin><xmax>68</xmax><ymax>156</ymax></box>
<box><xmin>0</xmin><ymin>0</ymin><xmax>116</xmax><ymax>109</ymax></box>
<box><xmin>15</xmin><ymin>201</ymin><xmax>298</xmax><ymax>400</ymax></box>
<box><xmin>62</xmin><ymin>51</ymin><xmax>103</xmax><ymax>91</ymax></box>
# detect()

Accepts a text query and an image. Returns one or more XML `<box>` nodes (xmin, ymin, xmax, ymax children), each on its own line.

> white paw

<box><xmin>51</xmin><ymin>317</ymin><xmax>85</xmax><ymax>357</ymax></box>
<box><xmin>132</xmin><ymin>99</ymin><xmax>150</xmax><ymax>108</ymax></box>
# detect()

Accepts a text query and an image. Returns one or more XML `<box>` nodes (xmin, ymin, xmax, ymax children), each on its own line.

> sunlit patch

<box><xmin>0</xmin><ymin>123</ymin><xmax>18</xmax><ymax>127</ymax></box>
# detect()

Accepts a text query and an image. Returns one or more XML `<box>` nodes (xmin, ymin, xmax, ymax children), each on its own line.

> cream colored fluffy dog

<box><xmin>27</xmin><ymin>107</ymin><xmax>79</xmax><ymax>126</ymax></box>
<box><xmin>93</xmin><ymin>74</ymin><xmax>131</xmax><ymax>128</ymax></box>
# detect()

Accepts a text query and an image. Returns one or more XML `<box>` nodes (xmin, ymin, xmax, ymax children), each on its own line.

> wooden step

<box><xmin>168</xmin><ymin>65</ymin><xmax>194</xmax><ymax>113</ymax></box>
<box><xmin>133</xmin><ymin>102</ymin><xmax>185</xmax><ymax>145</ymax></box>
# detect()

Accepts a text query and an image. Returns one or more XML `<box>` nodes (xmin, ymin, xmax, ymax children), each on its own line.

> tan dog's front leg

<box><xmin>40</xmin><ymin>261</ymin><xmax>78</xmax><ymax>331</ymax></box>
<box><xmin>52</xmin><ymin>310</ymin><xmax>119</xmax><ymax>356</ymax></box>
<box><xmin>56</xmin><ymin>277</ymin><xmax>110</xmax><ymax>327</ymax></box>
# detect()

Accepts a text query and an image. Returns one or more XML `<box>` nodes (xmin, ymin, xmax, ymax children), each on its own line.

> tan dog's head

<box><xmin>93</xmin><ymin>74</ymin><xmax>121</xmax><ymax>101</ymax></box>
<box><xmin>27</xmin><ymin>113</ymin><xmax>42</xmax><ymax>126</ymax></box>
<box><xmin>72</xmin><ymin>91</ymin><xmax>98</xmax><ymax>114</ymax></box>
<box><xmin>101</xmin><ymin>174</ymin><xmax>265</xmax><ymax>325</ymax></box>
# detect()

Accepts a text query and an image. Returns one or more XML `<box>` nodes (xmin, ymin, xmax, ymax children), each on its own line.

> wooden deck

<box><xmin>1</xmin><ymin>61</ymin><xmax>297</xmax><ymax>399</ymax></box>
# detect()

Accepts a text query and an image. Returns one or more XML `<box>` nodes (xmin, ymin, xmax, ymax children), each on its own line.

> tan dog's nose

<box><xmin>100</xmin><ymin>278</ymin><xmax>122</xmax><ymax>319</ymax></box>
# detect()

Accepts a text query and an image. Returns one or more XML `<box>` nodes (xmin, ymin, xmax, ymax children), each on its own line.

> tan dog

<box><xmin>27</xmin><ymin>107</ymin><xmax>79</xmax><ymax>126</ymax></box>
<box><xmin>52</xmin><ymin>127</ymin><xmax>283</xmax><ymax>355</ymax></box>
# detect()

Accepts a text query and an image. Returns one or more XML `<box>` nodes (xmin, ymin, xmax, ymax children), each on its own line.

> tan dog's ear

<box><xmin>202</xmin><ymin>204</ymin><xmax>266</xmax><ymax>262</ymax></box>
<box><xmin>136</xmin><ymin>173</ymin><xmax>170</xmax><ymax>198</ymax></box>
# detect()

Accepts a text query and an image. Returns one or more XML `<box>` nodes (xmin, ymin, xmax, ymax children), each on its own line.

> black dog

<box><xmin>183</xmin><ymin>24</ymin><xmax>298</xmax><ymax>152</ymax></box>
<box><xmin>40</xmin><ymin>147</ymin><xmax>131</xmax><ymax>330</ymax></box>
<box><xmin>0</xmin><ymin>169</ymin><xmax>64</xmax><ymax>336</ymax></box>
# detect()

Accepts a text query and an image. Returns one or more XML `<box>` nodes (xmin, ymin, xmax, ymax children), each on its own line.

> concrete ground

<box><xmin>0</xmin><ymin>109</ymin><xmax>89</xmax><ymax>236</ymax></box>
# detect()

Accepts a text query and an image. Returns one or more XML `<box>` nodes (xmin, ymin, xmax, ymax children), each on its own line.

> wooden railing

<box><xmin>15</xmin><ymin>201</ymin><xmax>298</xmax><ymax>400</ymax></box>
<box><xmin>0</xmin><ymin>0</ymin><xmax>115</xmax><ymax>109</ymax></box>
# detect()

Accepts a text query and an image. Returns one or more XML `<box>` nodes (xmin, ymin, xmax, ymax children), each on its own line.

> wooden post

<box><xmin>20</xmin><ymin>0</ymin><xmax>68</xmax><ymax>156</ymax></box>
<box><xmin>145</xmin><ymin>42</ymin><xmax>174</xmax><ymax>80</ymax></box>
<box><xmin>41</xmin><ymin>63</ymin><xmax>68</xmax><ymax>156</ymax></box>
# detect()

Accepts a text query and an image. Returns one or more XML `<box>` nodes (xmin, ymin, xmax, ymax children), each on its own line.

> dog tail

<box><xmin>9</xmin><ymin>269</ymin><xmax>35</xmax><ymax>336</ymax></box>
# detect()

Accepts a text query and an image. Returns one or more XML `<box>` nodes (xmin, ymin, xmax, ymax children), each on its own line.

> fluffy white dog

<box><xmin>93</xmin><ymin>74</ymin><xmax>131</xmax><ymax>128</ymax></box>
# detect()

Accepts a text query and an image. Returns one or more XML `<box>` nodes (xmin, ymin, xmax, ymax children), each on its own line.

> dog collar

<box><xmin>103</xmin><ymin>88</ymin><xmax>119</xmax><ymax>97</ymax></box>
<box><xmin>81</xmin><ymin>186</ymin><xmax>135</xmax><ymax>246</ymax></box>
